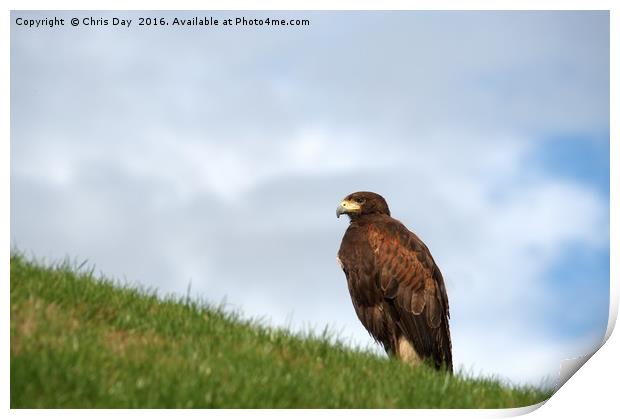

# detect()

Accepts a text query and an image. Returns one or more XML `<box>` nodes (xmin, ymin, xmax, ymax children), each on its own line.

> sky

<box><xmin>10</xmin><ymin>10</ymin><xmax>610</xmax><ymax>386</ymax></box>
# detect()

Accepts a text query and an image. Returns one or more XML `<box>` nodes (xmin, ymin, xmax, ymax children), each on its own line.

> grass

<box><xmin>10</xmin><ymin>252</ymin><xmax>552</xmax><ymax>408</ymax></box>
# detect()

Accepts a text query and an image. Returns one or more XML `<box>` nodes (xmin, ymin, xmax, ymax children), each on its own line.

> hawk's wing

<box><xmin>368</xmin><ymin>221</ymin><xmax>453</xmax><ymax>371</ymax></box>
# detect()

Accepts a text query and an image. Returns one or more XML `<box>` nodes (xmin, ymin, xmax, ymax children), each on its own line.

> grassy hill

<box><xmin>10</xmin><ymin>252</ymin><xmax>552</xmax><ymax>408</ymax></box>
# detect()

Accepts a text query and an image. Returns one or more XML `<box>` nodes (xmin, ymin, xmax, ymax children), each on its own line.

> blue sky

<box><xmin>10</xmin><ymin>10</ymin><xmax>610</xmax><ymax>386</ymax></box>
<box><xmin>488</xmin><ymin>132</ymin><xmax>610</xmax><ymax>356</ymax></box>
<box><xmin>535</xmin><ymin>134</ymin><xmax>610</xmax><ymax>195</ymax></box>
<box><xmin>534</xmin><ymin>135</ymin><xmax>610</xmax><ymax>340</ymax></box>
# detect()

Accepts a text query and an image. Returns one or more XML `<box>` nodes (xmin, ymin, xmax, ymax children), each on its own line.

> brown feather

<box><xmin>411</xmin><ymin>290</ymin><xmax>426</xmax><ymax>315</ymax></box>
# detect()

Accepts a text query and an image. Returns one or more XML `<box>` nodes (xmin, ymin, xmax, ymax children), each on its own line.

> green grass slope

<box><xmin>10</xmin><ymin>253</ymin><xmax>552</xmax><ymax>408</ymax></box>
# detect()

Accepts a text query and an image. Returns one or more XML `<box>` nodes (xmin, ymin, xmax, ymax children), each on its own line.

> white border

<box><xmin>1</xmin><ymin>0</ymin><xmax>617</xmax><ymax>11</ymax></box>
<box><xmin>4</xmin><ymin>1</ymin><xmax>617</xmax><ymax>417</ymax></box>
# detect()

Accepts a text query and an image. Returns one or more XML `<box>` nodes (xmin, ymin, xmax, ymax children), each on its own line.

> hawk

<box><xmin>336</xmin><ymin>191</ymin><xmax>452</xmax><ymax>372</ymax></box>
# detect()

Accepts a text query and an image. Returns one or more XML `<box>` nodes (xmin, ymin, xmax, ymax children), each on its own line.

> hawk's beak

<box><xmin>336</xmin><ymin>205</ymin><xmax>346</xmax><ymax>218</ymax></box>
<box><xmin>336</xmin><ymin>199</ymin><xmax>361</xmax><ymax>218</ymax></box>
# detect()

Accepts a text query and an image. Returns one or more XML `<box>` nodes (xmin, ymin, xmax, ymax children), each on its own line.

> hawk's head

<box><xmin>336</xmin><ymin>191</ymin><xmax>391</xmax><ymax>219</ymax></box>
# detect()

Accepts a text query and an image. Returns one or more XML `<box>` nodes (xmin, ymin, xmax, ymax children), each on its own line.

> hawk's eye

<box><xmin>355</xmin><ymin>198</ymin><xmax>365</xmax><ymax>204</ymax></box>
